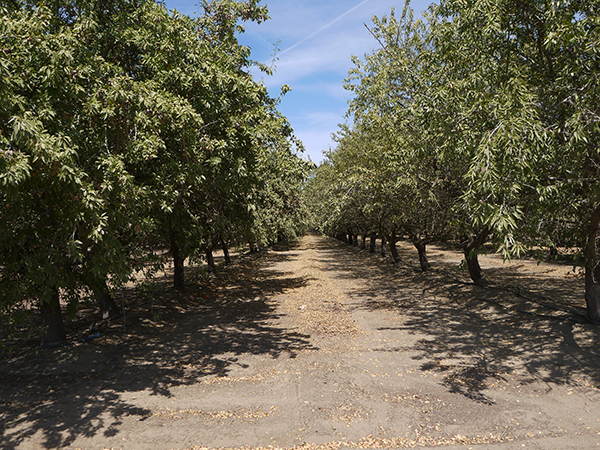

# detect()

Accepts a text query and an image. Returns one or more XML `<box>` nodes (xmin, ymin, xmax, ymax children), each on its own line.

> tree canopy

<box><xmin>308</xmin><ymin>0</ymin><xmax>600</xmax><ymax>321</ymax></box>
<box><xmin>0</xmin><ymin>0</ymin><xmax>311</xmax><ymax>346</ymax></box>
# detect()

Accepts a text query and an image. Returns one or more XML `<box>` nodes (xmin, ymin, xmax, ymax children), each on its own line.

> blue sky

<box><xmin>163</xmin><ymin>0</ymin><xmax>433</xmax><ymax>164</ymax></box>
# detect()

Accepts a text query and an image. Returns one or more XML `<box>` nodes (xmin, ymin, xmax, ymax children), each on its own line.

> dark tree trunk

<box><xmin>361</xmin><ymin>234</ymin><xmax>367</xmax><ymax>250</ymax></box>
<box><xmin>584</xmin><ymin>206</ymin><xmax>600</xmax><ymax>323</ymax></box>
<box><xmin>463</xmin><ymin>228</ymin><xmax>489</xmax><ymax>285</ymax></box>
<box><xmin>171</xmin><ymin>236</ymin><xmax>185</xmax><ymax>288</ymax></box>
<box><xmin>380</xmin><ymin>235</ymin><xmax>386</xmax><ymax>257</ymax></box>
<box><xmin>389</xmin><ymin>233</ymin><xmax>400</xmax><ymax>263</ymax></box>
<box><xmin>40</xmin><ymin>289</ymin><xmax>67</xmax><ymax>347</ymax></box>
<box><xmin>206</xmin><ymin>247</ymin><xmax>215</xmax><ymax>272</ymax></box>
<box><xmin>77</xmin><ymin>225</ymin><xmax>120</xmax><ymax>320</ymax></box>
<box><xmin>412</xmin><ymin>239</ymin><xmax>430</xmax><ymax>271</ymax></box>
<box><xmin>353</xmin><ymin>233</ymin><xmax>359</xmax><ymax>247</ymax></box>
<box><xmin>585</xmin><ymin>268</ymin><xmax>600</xmax><ymax>323</ymax></box>
<box><xmin>369</xmin><ymin>232</ymin><xmax>377</xmax><ymax>253</ymax></box>
<box><xmin>249</xmin><ymin>241</ymin><xmax>256</xmax><ymax>253</ymax></box>
<box><xmin>221</xmin><ymin>241</ymin><xmax>231</xmax><ymax>265</ymax></box>
<box><xmin>92</xmin><ymin>279</ymin><xmax>120</xmax><ymax>320</ymax></box>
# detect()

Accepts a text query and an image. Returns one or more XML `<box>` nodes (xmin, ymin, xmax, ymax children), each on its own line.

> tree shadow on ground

<box><xmin>315</xmin><ymin>236</ymin><xmax>600</xmax><ymax>406</ymax></box>
<box><xmin>0</xmin><ymin>247</ymin><xmax>314</xmax><ymax>450</ymax></box>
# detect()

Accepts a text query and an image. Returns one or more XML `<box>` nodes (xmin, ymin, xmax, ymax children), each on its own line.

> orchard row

<box><xmin>0</xmin><ymin>0</ymin><xmax>311</xmax><ymax>346</ymax></box>
<box><xmin>305</xmin><ymin>1</ymin><xmax>600</xmax><ymax>322</ymax></box>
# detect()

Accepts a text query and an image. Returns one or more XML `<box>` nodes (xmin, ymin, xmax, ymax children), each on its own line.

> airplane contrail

<box><xmin>278</xmin><ymin>0</ymin><xmax>371</xmax><ymax>57</ymax></box>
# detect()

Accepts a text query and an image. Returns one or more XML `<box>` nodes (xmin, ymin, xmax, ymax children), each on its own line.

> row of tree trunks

<box><xmin>40</xmin><ymin>280</ymin><xmax>120</xmax><ymax>347</ymax></box>
<box><xmin>342</xmin><ymin>230</ymin><xmax>366</xmax><ymax>247</ymax></box>
<box><xmin>342</xmin><ymin>231</ymin><xmax>478</xmax><ymax>276</ymax></box>
<box><xmin>40</xmin><ymin>238</ymin><xmax>235</xmax><ymax>348</ymax></box>
<box><xmin>40</xmin><ymin>224</ymin><xmax>123</xmax><ymax>347</ymax></box>
<box><xmin>338</xmin><ymin>221</ymin><xmax>600</xmax><ymax>323</ymax></box>
<box><xmin>172</xmin><ymin>242</ymin><xmax>236</xmax><ymax>287</ymax></box>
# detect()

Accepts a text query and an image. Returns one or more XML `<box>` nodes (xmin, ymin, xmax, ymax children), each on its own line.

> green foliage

<box><xmin>307</xmin><ymin>0</ymin><xmax>600</xmax><ymax>317</ymax></box>
<box><xmin>309</xmin><ymin>7</ymin><xmax>457</xmax><ymax>244</ymax></box>
<box><xmin>0</xmin><ymin>0</ymin><xmax>310</xmax><ymax>342</ymax></box>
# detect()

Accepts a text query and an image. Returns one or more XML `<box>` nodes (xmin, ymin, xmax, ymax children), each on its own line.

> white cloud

<box><xmin>259</xmin><ymin>36</ymin><xmax>374</xmax><ymax>92</ymax></box>
<box><xmin>164</xmin><ymin>0</ymin><xmax>434</xmax><ymax>165</ymax></box>
<box><xmin>295</xmin><ymin>128</ymin><xmax>338</xmax><ymax>164</ymax></box>
<box><xmin>289</xmin><ymin>109</ymin><xmax>351</xmax><ymax>163</ymax></box>
<box><xmin>294</xmin><ymin>80</ymin><xmax>350</xmax><ymax>101</ymax></box>
<box><xmin>276</xmin><ymin>0</ymin><xmax>372</xmax><ymax>58</ymax></box>
<box><xmin>304</xmin><ymin>111</ymin><xmax>345</xmax><ymax>127</ymax></box>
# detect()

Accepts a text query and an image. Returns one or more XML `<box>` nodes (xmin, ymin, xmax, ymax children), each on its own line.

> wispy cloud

<box><xmin>286</xmin><ymin>107</ymin><xmax>351</xmax><ymax>162</ymax></box>
<box><xmin>257</xmin><ymin>29</ymin><xmax>374</xmax><ymax>89</ymax></box>
<box><xmin>278</xmin><ymin>0</ymin><xmax>371</xmax><ymax>57</ymax></box>
<box><xmin>163</xmin><ymin>0</ymin><xmax>433</xmax><ymax>163</ymax></box>
<box><xmin>294</xmin><ymin>80</ymin><xmax>350</xmax><ymax>101</ymax></box>
<box><xmin>293</xmin><ymin>128</ymin><xmax>338</xmax><ymax>162</ymax></box>
<box><xmin>303</xmin><ymin>111</ymin><xmax>346</xmax><ymax>126</ymax></box>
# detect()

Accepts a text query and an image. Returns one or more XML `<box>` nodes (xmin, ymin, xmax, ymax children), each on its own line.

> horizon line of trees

<box><xmin>306</xmin><ymin>0</ymin><xmax>600</xmax><ymax>322</ymax></box>
<box><xmin>0</xmin><ymin>0</ymin><xmax>311</xmax><ymax>347</ymax></box>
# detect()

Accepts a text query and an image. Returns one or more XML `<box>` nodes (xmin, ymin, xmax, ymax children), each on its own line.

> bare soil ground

<box><xmin>2</xmin><ymin>233</ymin><xmax>600</xmax><ymax>450</ymax></box>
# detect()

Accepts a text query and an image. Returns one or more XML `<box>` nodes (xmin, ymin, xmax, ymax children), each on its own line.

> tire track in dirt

<box><xmin>268</xmin><ymin>235</ymin><xmax>368</xmax><ymax>340</ymax></box>
<box><xmin>3</xmin><ymin>233</ymin><xmax>600</xmax><ymax>450</ymax></box>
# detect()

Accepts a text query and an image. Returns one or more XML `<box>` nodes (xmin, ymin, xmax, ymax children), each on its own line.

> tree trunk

<box><xmin>369</xmin><ymin>232</ymin><xmax>377</xmax><ymax>253</ymax></box>
<box><xmin>206</xmin><ymin>246</ymin><xmax>215</xmax><ymax>272</ymax></box>
<box><xmin>361</xmin><ymin>234</ymin><xmax>367</xmax><ymax>250</ymax></box>
<box><xmin>92</xmin><ymin>279</ymin><xmax>120</xmax><ymax>320</ymax></box>
<box><xmin>412</xmin><ymin>239</ymin><xmax>430</xmax><ymax>271</ymax></box>
<box><xmin>171</xmin><ymin>235</ymin><xmax>185</xmax><ymax>288</ymax></box>
<box><xmin>463</xmin><ymin>228</ymin><xmax>489</xmax><ymax>285</ymax></box>
<box><xmin>221</xmin><ymin>240</ymin><xmax>231</xmax><ymax>265</ymax></box>
<box><xmin>77</xmin><ymin>225</ymin><xmax>120</xmax><ymax>319</ymax></box>
<box><xmin>353</xmin><ymin>233</ymin><xmax>359</xmax><ymax>247</ymax></box>
<box><xmin>40</xmin><ymin>289</ymin><xmax>67</xmax><ymax>347</ymax></box>
<box><xmin>584</xmin><ymin>206</ymin><xmax>600</xmax><ymax>323</ymax></box>
<box><xmin>389</xmin><ymin>233</ymin><xmax>400</xmax><ymax>263</ymax></box>
<box><xmin>380</xmin><ymin>235</ymin><xmax>386</xmax><ymax>257</ymax></box>
<box><xmin>585</xmin><ymin>270</ymin><xmax>600</xmax><ymax>323</ymax></box>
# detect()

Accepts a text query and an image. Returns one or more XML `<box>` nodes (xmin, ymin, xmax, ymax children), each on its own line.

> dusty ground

<box><xmin>2</xmin><ymin>233</ymin><xmax>600</xmax><ymax>450</ymax></box>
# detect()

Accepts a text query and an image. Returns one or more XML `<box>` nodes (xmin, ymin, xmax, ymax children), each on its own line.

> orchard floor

<box><xmin>2</xmin><ymin>233</ymin><xmax>600</xmax><ymax>450</ymax></box>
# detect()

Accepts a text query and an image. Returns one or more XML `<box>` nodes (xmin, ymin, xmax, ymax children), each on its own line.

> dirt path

<box><xmin>2</xmin><ymin>233</ymin><xmax>600</xmax><ymax>450</ymax></box>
